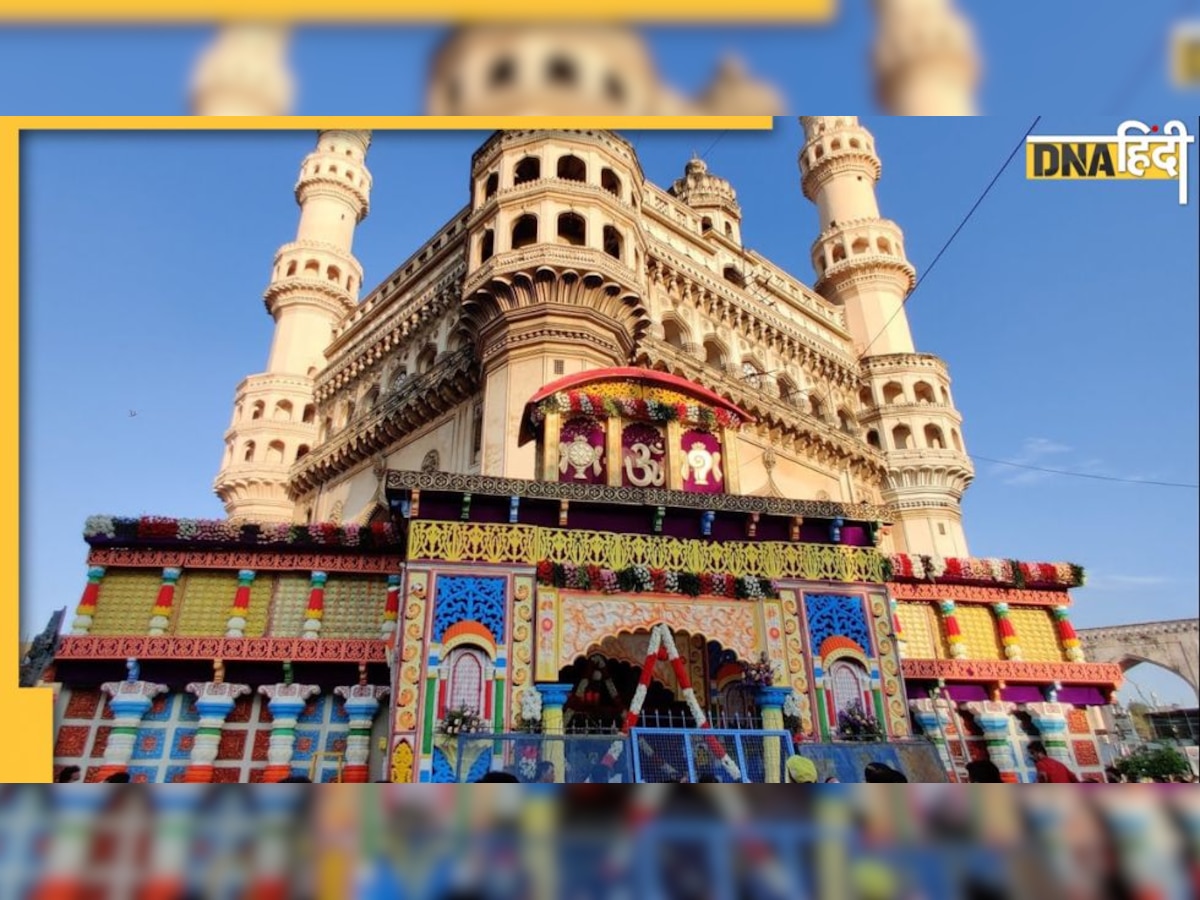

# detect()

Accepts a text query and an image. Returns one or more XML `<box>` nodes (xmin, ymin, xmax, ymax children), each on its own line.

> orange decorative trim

<box><xmin>902</xmin><ymin>658</ymin><xmax>1123</xmax><ymax>688</ymax></box>
<box><xmin>55</xmin><ymin>636</ymin><xmax>388</xmax><ymax>662</ymax></box>
<box><xmin>87</xmin><ymin>548</ymin><xmax>403</xmax><ymax>574</ymax></box>
<box><xmin>888</xmin><ymin>583</ymin><xmax>1070</xmax><ymax>607</ymax></box>
<box><xmin>441</xmin><ymin>621</ymin><xmax>498</xmax><ymax>657</ymax></box>
<box><xmin>818</xmin><ymin>635</ymin><xmax>865</xmax><ymax>660</ymax></box>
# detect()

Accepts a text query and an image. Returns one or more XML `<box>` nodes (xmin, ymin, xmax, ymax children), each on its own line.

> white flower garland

<box><xmin>520</xmin><ymin>689</ymin><xmax>543</xmax><ymax>723</ymax></box>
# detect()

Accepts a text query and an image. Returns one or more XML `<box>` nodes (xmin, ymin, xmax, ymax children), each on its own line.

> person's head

<box><xmin>476</xmin><ymin>772</ymin><xmax>520</xmax><ymax>782</ymax></box>
<box><xmin>103</xmin><ymin>771</ymin><xmax>131</xmax><ymax>783</ymax></box>
<box><xmin>1027</xmin><ymin>741</ymin><xmax>1048</xmax><ymax>761</ymax></box>
<box><xmin>55</xmin><ymin>765</ymin><xmax>81</xmax><ymax>783</ymax></box>
<box><xmin>824</xmin><ymin>777</ymin><xmax>840</xmax><ymax>783</ymax></box>
<box><xmin>863</xmin><ymin>763</ymin><xmax>908</xmax><ymax>783</ymax></box>
<box><xmin>966</xmin><ymin>760</ymin><xmax>1003</xmax><ymax>783</ymax></box>
<box><xmin>786</xmin><ymin>754</ymin><xmax>818</xmax><ymax>783</ymax></box>
<box><xmin>536</xmin><ymin>762</ymin><xmax>556</xmax><ymax>783</ymax></box>
<box><xmin>698</xmin><ymin>774</ymin><xmax>719</xmax><ymax>782</ymax></box>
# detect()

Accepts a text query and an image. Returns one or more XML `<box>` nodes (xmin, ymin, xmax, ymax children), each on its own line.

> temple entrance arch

<box><xmin>1078</xmin><ymin>619</ymin><xmax>1199</xmax><ymax>699</ymax></box>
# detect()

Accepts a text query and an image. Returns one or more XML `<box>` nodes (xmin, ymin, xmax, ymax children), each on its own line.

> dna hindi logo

<box><xmin>1025</xmin><ymin>120</ymin><xmax>1196</xmax><ymax>205</ymax></box>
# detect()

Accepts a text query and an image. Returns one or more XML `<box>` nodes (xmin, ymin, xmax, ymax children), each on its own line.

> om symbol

<box><xmin>682</xmin><ymin>442</ymin><xmax>723</xmax><ymax>486</ymax></box>
<box><xmin>623</xmin><ymin>441</ymin><xmax>665</xmax><ymax>488</ymax></box>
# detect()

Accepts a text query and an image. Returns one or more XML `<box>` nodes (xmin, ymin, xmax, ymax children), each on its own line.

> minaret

<box><xmin>189</xmin><ymin>24</ymin><xmax>295</xmax><ymax>116</ymax></box>
<box><xmin>799</xmin><ymin>117</ymin><xmax>974</xmax><ymax>558</ymax></box>
<box><xmin>872</xmin><ymin>0</ymin><xmax>981</xmax><ymax>116</ymax></box>
<box><xmin>213</xmin><ymin>131</ymin><xmax>373</xmax><ymax>522</ymax></box>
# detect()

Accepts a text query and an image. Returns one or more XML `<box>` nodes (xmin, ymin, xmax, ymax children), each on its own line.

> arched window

<box><xmin>662</xmin><ymin>318</ymin><xmax>688</xmax><ymax>351</ymax></box>
<box><xmin>851</xmin><ymin>237</ymin><xmax>869</xmax><ymax>255</ymax></box>
<box><xmin>882</xmin><ymin>382</ymin><xmax>905</xmax><ymax>404</ymax></box>
<box><xmin>444</xmin><ymin>646</ymin><xmax>490</xmax><ymax>717</ymax></box>
<box><xmin>344</xmin><ymin>401</ymin><xmax>356</xmax><ymax>424</ymax></box>
<box><xmin>557</xmin><ymin>155</ymin><xmax>586</xmax><ymax>182</ymax></box>
<box><xmin>363</xmin><ymin>387</ymin><xmax>380</xmax><ymax>412</ymax></box>
<box><xmin>304</xmin><ymin>259</ymin><xmax>320</xmax><ymax>274</ymax></box>
<box><xmin>251</xmin><ymin>401</ymin><xmax>264</xmax><ymax>420</ymax></box>
<box><xmin>601</xmin><ymin>168</ymin><xmax>622</xmax><ymax>197</ymax></box>
<box><xmin>725</xmin><ymin>222</ymin><xmax>734</xmax><ymax>238</ymax></box>
<box><xmin>266</xmin><ymin>441</ymin><xmax>285</xmax><ymax>465</ymax></box>
<box><xmin>417</xmin><ymin>345</ymin><xmax>437</xmax><ymax>375</ymax></box>
<box><xmin>546</xmin><ymin>56</ymin><xmax>578</xmax><ymax>87</ymax></box>
<box><xmin>723</xmin><ymin>266</ymin><xmax>745</xmax><ymax>288</ymax></box>
<box><xmin>273</xmin><ymin>400</ymin><xmax>293</xmax><ymax>421</ymax></box>
<box><xmin>892</xmin><ymin>425</ymin><xmax>913</xmax><ymax>450</ymax></box>
<box><xmin>479</xmin><ymin>229</ymin><xmax>495</xmax><ymax>263</ymax></box>
<box><xmin>328</xmin><ymin>265</ymin><xmax>341</xmax><ymax>283</ymax></box>
<box><xmin>809</xmin><ymin>395</ymin><xmax>825</xmax><ymax>420</ymax></box>
<box><xmin>924</xmin><ymin>424</ymin><xmax>945</xmax><ymax>449</ymax></box>
<box><xmin>877</xmin><ymin>237</ymin><xmax>892</xmax><ymax>255</ymax></box>
<box><xmin>701</xmin><ymin>217</ymin><xmax>713</xmax><ymax>233</ymax></box>
<box><xmin>913</xmin><ymin>382</ymin><xmax>936</xmax><ymax>404</ymax></box>
<box><xmin>514</xmin><ymin>157</ymin><xmax>541</xmax><ymax>185</ymax></box>
<box><xmin>831</xmin><ymin>244</ymin><xmax>846</xmax><ymax>264</ymax></box>
<box><xmin>484</xmin><ymin>172</ymin><xmax>499</xmax><ymax>200</ymax></box>
<box><xmin>704</xmin><ymin>339</ymin><xmax>726</xmax><ymax>371</ymax></box>
<box><xmin>951</xmin><ymin>429</ymin><xmax>963</xmax><ymax>452</ymax></box>
<box><xmin>321</xmin><ymin>417</ymin><xmax>333</xmax><ymax>441</ymax></box>
<box><xmin>392</xmin><ymin>367</ymin><xmax>409</xmax><ymax>390</ymax></box>
<box><xmin>858</xmin><ymin>386</ymin><xmax>873</xmax><ymax>407</ymax></box>
<box><xmin>242</xmin><ymin>441</ymin><xmax>256</xmax><ymax>462</ymax></box>
<box><xmin>602</xmin><ymin>225</ymin><xmax>623</xmax><ymax>259</ymax></box>
<box><xmin>511</xmin><ymin>214</ymin><xmax>538</xmax><ymax>249</ymax></box>
<box><xmin>837</xmin><ymin>408</ymin><xmax>856</xmax><ymax>434</ymax></box>
<box><xmin>777</xmin><ymin>377</ymin><xmax>798</xmax><ymax>406</ymax></box>
<box><xmin>829</xmin><ymin>660</ymin><xmax>870</xmax><ymax>723</ymax></box>
<box><xmin>285</xmin><ymin>261</ymin><xmax>297</xmax><ymax>277</ymax></box>
<box><xmin>866</xmin><ymin>429</ymin><xmax>882</xmax><ymax>449</ymax></box>
<box><xmin>302</xmin><ymin>404</ymin><xmax>316</xmax><ymax>424</ymax></box>
<box><xmin>488</xmin><ymin>57</ymin><xmax>515</xmax><ymax>88</ymax></box>
<box><xmin>557</xmin><ymin>212</ymin><xmax>586</xmax><ymax>247</ymax></box>
<box><xmin>295</xmin><ymin>444</ymin><xmax>310</xmax><ymax>462</ymax></box>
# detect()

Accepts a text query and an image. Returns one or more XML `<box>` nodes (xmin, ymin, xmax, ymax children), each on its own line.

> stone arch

<box><xmin>1078</xmin><ymin>620</ymin><xmax>1199</xmax><ymax>697</ymax></box>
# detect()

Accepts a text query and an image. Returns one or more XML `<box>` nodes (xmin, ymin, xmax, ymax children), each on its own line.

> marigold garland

<box><xmin>530</xmin><ymin>390</ymin><xmax>741</xmax><ymax>431</ymax></box>
<box><xmin>84</xmin><ymin>516</ymin><xmax>400</xmax><ymax>550</ymax></box>
<box><xmin>884</xmin><ymin>553</ymin><xmax>1085</xmax><ymax>590</ymax></box>
<box><xmin>535</xmin><ymin>560</ymin><xmax>778</xmax><ymax>600</ymax></box>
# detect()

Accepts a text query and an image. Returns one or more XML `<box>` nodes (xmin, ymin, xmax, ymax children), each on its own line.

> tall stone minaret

<box><xmin>213</xmin><ymin>131</ymin><xmax>373</xmax><ymax>523</ymax></box>
<box><xmin>799</xmin><ymin>117</ymin><xmax>974</xmax><ymax>558</ymax></box>
<box><xmin>189</xmin><ymin>24</ymin><xmax>295</xmax><ymax>116</ymax></box>
<box><xmin>872</xmin><ymin>0</ymin><xmax>980</xmax><ymax>116</ymax></box>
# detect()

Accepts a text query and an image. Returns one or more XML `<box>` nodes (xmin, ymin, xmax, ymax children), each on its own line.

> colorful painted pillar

<box><xmin>258</xmin><ymin>681</ymin><xmax>321</xmax><ymax>781</ymax></box>
<box><xmin>183</xmin><ymin>678</ymin><xmax>250</xmax><ymax>782</ymax></box>
<box><xmin>148</xmin><ymin>567</ymin><xmax>182</xmax><ymax>636</ymax></box>
<box><xmin>380</xmin><ymin>574</ymin><xmax>400</xmax><ymax>642</ymax></box>
<box><xmin>334</xmin><ymin>683</ymin><xmax>390</xmax><ymax>783</ymax></box>
<box><xmin>302</xmin><ymin>571</ymin><xmax>327</xmax><ymax>640</ymax></box>
<box><xmin>938</xmin><ymin>600</ymin><xmax>968</xmax><ymax>659</ymax></box>
<box><xmin>537</xmin><ymin>684</ymin><xmax>572</xmax><ymax>782</ymax></box>
<box><xmin>97</xmin><ymin>661</ymin><xmax>168</xmax><ymax>781</ymax></box>
<box><xmin>991</xmin><ymin>603</ymin><xmax>1023</xmax><ymax>661</ymax></box>
<box><xmin>226</xmin><ymin>569</ymin><xmax>256</xmax><ymax>638</ymax></box>
<box><xmin>963</xmin><ymin>700</ymin><xmax>1020</xmax><ymax>781</ymax></box>
<box><xmin>33</xmin><ymin>787</ymin><xmax>114</xmax><ymax>900</ymax></box>
<box><xmin>71</xmin><ymin>566</ymin><xmax>106</xmax><ymax>636</ymax></box>
<box><xmin>756</xmin><ymin>685</ymin><xmax>793</xmax><ymax>783</ymax></box>
<box><xmin>909</xmin><ymin>697</ymin><xmax>956</xmax><ymax>774</ymax></box>
<box><xmin>1024</xmin><ymin>701</ymin><xmax>1072</xmax><ymax>766</ymax></box>
<box><xmin>141</xmin><ymin>786</ymin><xmax>208</xmax><ymax>900</ymax></box>
<box><xmin>889</xmin><ymin>597</ymin><xmax>906</xmax><ymax>655</ymax></box>
<box><xmin>1051</xmin><ymin>606</ymin><xmax>1086</xmax><ymax>662</ymax></box>
<box><xmin>247</xmin><ymin>784</ymin><xmax>307</xmax><ymax>900</ymax></box>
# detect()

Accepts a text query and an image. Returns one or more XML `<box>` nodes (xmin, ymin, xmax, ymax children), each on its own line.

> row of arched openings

<box><xmin>481</xmin><ymin>154</ymin><xmax>626</xmax><ymax>204</ymax></box>
<box><xmin>479</xmin><ymin>213</ymin><xmax>628</xmax><ymax>264</ymax></box>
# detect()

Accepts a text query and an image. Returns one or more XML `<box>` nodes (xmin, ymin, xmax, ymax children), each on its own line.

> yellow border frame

<box><xmin>0</xmin><ymin>115</ymin><xmax>773</xmax><ymax>783</ymax></box>
<box><xmin>1</xmin><ymin>3</ymin><xmax>836</xmax><ymax>22</ymax></box>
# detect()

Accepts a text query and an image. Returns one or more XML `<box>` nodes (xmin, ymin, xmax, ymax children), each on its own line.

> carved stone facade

<box><xmin>1078</xmin><ymin>619</ymin><xmax>1200</xmax><ymax>696</ymax></box>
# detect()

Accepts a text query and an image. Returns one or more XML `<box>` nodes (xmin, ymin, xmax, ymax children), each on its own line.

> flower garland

<box><xmin>837</xmin><ymin>699</ymin><xmax>883</xmax><ymax>741</ymax></box>
<box><xmin>535</xmin><ymin>560</ymin><xmax>778</xmax><ymax>600</ymax></box>
<box><xmin>83</xmin><ymin>516</ymin><xmax>400</xmax><ymax>550</ymax></box>
<box><xmin>531</xmin><ymin>390</ymin><xmax>741</xmax><ymax>431</ymax></box>
<box><xmin>992</xmin><ymin>603</ymin><xmax>1024</xmax><ymax>661</ymax></box>
<box><xmin>599</xmin><ymin>623</ymin><xmax>742</xmax><ymax>781</ymax></box>
<box><xmin>739</xmin><ymin>652</ymin><xmax>777</xmax><ymax>688</ymax></box>
<box><xmin>438</xmin><ymin>707</ymin><xmax>487</xmax><ymax>736</ymax></box>
<box><xmin>939</xmin><ymin>600</ymin><xmax>968</xmax><ymax>659</ymax></box>
<box><xmin>885</xmin><ymin>554</ymin><xmax>1085</xmax><ymax>590</ymax></box>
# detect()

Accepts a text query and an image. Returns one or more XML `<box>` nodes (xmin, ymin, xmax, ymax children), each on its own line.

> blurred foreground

<box><xmin>2</xmin><ymin>785</ymin><xmax>1199</xmax><ymax>899</ymax></box>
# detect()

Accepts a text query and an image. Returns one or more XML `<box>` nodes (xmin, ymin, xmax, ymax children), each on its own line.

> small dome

<box><xmin>669</xmin><ymin>156</ymin><xmax>741</xmax><ymax>218</ymax></box>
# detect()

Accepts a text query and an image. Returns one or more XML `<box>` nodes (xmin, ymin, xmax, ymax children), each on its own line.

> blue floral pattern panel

<box><xmin>432</xmin><ymin>747</ymin><xmax>456</xmax><ymax>783</ymax></box>
<box><xmin>432</xmin><ymin>576</ymin><xmax>507</xmax><ymax>645</ymax></box>
<box><xmin>804</xmin><ymin>594</ymin><xmax>873</xmax><ymax>657</ymax></box>
<box><xmin>466</xmin><ymin>749</ymin><xmax>494</xmax><ymax>783</ymax></box>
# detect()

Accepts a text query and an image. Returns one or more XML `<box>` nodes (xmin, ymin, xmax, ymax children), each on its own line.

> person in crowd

<box><xmin>279</xmin><ymin>775</ymin><xmax>312</xmax><ymax>782</ymax></box>
<box><xmin>966</xmin><ymin>759</ymin><xmax>1004</xmax><ymax>782</ymax></box>
<box><xmin>476</xmin><ymin>772</ymin><xmax>520</xmax><ymax>782</ymax></box>
<box><xmin>1028</xmin><ymin>741</ymin><xmax>1079</xmax><ymax>783</ymax></box>
<box><xmin>55</xmin><ymin>765</ymin><xmax>81</xmax><ymax>783</ymax></box>
<box><xmin>103</xmin><ymin>772</ymin><xmax>131</xmax><ymax>782</ymax></box>
<box><xmin>785</xmin><ymin>754</ymin><xmax>818</xmax><ymax>783</ymax></box>
<box><xmin>863</xmin><ymin>762</ymin><xmax>908</xmax><ymax>782</ymax></box>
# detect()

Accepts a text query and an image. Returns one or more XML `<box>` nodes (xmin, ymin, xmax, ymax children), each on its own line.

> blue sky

<box><xmin>8</xmin><ymin>15</ymin><xmax>1200</xmax><ymax>707</ymax></box>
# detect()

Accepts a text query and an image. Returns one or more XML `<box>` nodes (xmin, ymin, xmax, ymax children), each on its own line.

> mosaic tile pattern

<box><xmin>174</xmin><ymin>573</ymin><xmax>239</xmax><ymax>636</ymax></box>
<box><xmin>1008</xmin><ymin>608</ymin><xmax>1066</xmax><ymax>662</ymax></box>
<box><xmin>88</xmin><ymin>571</ymin><xmax>161</xmax><ymax>635</ymax></box>
<box><xmin>955</xmin><ymin>604</ymin><xmax>1005</xmax><ymax>660</ymax></box>
<box><xmin>266</xmin><ymin>575</ymin><xmax>312</xmax><ymax>638</ymax></box>
<box><xmin>894</xmin><ymin>602</ymin><xmax>939</xmax><ymax>659</ymax></box>
<box><xmin>320</xmin><ymin>576</ymin><xmax>389</xmax><ymax>639</ymax></box>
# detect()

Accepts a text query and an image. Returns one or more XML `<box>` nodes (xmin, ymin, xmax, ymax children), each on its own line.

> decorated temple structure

<box><xmin>45</xmin><ymin>123</ymin><xmax>1122</xmax><ymax>781</ymax></box>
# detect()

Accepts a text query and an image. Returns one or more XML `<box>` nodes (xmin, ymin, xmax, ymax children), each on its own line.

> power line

<box><xmin>856</xmin><ymin>116</ymin><xmax>1042</xmax><ymax>361</ymax></box>
<box><xmin>699</xmin><ymin>130</ymin><xmax>728</xmax><ymax>161</ymax></box>
<box><xmin>973</xmin><ymin>454</ymin><xmax>1199</xmax><ymax>489</ymax></box>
